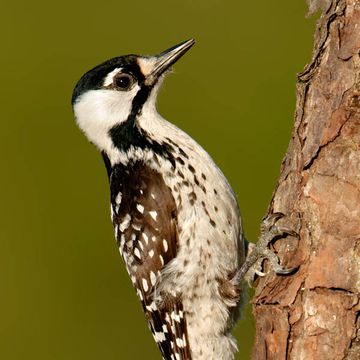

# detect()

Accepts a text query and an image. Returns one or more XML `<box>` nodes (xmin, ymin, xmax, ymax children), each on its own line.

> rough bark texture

<box><xmin>252</xmin><ymin>1</ymin><xmax>360</xmax><ymax>359</ymax></box>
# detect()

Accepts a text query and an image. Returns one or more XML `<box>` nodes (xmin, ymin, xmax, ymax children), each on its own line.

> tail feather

<box><xmin>143</xmin><ymin>296</ymin><xmax>192</xmax><ymax>360</ymax></box>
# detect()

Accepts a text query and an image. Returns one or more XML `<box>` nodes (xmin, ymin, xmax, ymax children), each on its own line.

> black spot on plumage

<box><xmin>166</xmin><ymin>137</ymin><xmax>178</xmax><ymax>147</ymax></box>
<box><xmin>171</xmin><ymin>209</ymin><xmax>177</xmax><ymax>219</ymax></box>
<box><xmin>177</xmin><ymin>169</ymin><xmax>185</xmax><ymax>179</ymax></box>
<box><xmin>193</xmin><ymin>175</ymin><xmax>199</xmax><ymax>186</ymax></box>
<box><xmin>152</xmin><ymin>153</ymin><xmax>161</xmax><ymax>167</ymax></box>
<box><xmin>188</xmin><ymin>191</ymin><xmax>197</xmax><ymax>205</ymax></box>
<box><xmin>176</xmin><ymin>156</ymin><xmax>185</xmax><ymax>165</ymax></box>
<box><xmin>179</xmin><ymin>147</ymin><xmax>189</xmax><ymax>159</ymax></box>
<box><xmin>188</xmin><ymin>164</ymin><xmax>195</xmax><ymax>173</ymax></box>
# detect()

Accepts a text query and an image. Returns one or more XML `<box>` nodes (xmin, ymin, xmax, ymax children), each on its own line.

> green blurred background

<box><xmin>1</xmin><ymin>1</ymin><xmax>316</xmax><ymax>359</ymax></box>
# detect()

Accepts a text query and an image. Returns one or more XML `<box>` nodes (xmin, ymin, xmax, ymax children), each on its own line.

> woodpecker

<box><xmin>72</xmin><ymin>39</ymin><xmax>292</xmax><ymax>360</ymax></box>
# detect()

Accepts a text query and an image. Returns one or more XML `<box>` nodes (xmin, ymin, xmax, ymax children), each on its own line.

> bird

<box><xmin>71</xmin><ymin>39</ymin><xmax>292</xmax><ymax>360</ymax></box>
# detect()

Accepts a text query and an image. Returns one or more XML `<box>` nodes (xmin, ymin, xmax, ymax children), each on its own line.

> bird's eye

<box><xmin>114</xmin><ymin>73</ymin><xmax>135</xmax><ymax>91</ymax></box>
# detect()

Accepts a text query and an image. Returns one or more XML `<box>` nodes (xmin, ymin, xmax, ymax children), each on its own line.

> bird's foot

<box><xmin>236</xmin><ymin>212</ymin><xmax>298</xmax><ymax>285</ymax></box>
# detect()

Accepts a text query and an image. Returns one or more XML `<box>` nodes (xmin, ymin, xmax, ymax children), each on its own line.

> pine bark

<box><xmin>252</xmin><ymin>1</ymin><xmax>360</xmax><ymax>359</ymax></box>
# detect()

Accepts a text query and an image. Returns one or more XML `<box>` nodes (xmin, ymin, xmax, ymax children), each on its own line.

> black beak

<box><xmin>145</xmin><ymin>39</ymin><xmax>195</xmax><ymax>86</ymax></box>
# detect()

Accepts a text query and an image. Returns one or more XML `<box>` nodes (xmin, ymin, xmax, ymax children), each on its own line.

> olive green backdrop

<box><xmin>1</xmin><ymin>1</ymin><xmax>316</xmax><ymax>359</ymax></box>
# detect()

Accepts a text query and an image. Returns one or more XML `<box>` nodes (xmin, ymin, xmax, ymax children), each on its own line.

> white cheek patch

<box><xmin>103</xmin><ymin>68</ymin><xmax>123</xmax><ymax>86</ymax></box>
<box><xmin>73</xmin><ymin>86</ymin><xmax>140</xmax><ymax>156</ymax></box>
<box><xmin>137</xmin><ymin>57</ymin><xmax>157</xmax><ymax>76</ymax></box>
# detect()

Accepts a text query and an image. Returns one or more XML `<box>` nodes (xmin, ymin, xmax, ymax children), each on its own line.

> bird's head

<box><xmin>72</xmin><ymin>39</ymin><xmax>195</xmax><ymax>157</ymax></box>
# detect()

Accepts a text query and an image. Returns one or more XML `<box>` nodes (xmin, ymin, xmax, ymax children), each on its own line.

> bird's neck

<box><xmin>103</xmin><ymin>112</ymin><xmax>177</xmax><ymax>173</ymax></box>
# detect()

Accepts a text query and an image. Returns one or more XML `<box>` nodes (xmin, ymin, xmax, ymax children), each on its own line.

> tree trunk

<box><xmin>251</xmin><ymin>1</ymin><xmax>360</xmax><ymax>359</ymax></box>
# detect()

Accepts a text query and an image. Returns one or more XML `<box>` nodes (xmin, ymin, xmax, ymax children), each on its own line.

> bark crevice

<box><xmin>251</xmin><ymin>1</ymin><xmax>360</xmax><ymax>359</ymax></box>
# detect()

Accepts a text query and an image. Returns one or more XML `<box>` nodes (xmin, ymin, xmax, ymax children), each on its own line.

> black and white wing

<box><xmin>110</xmin><ymin>161</ymin><xmax>192</xmax><ymax>360</ymax></box>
